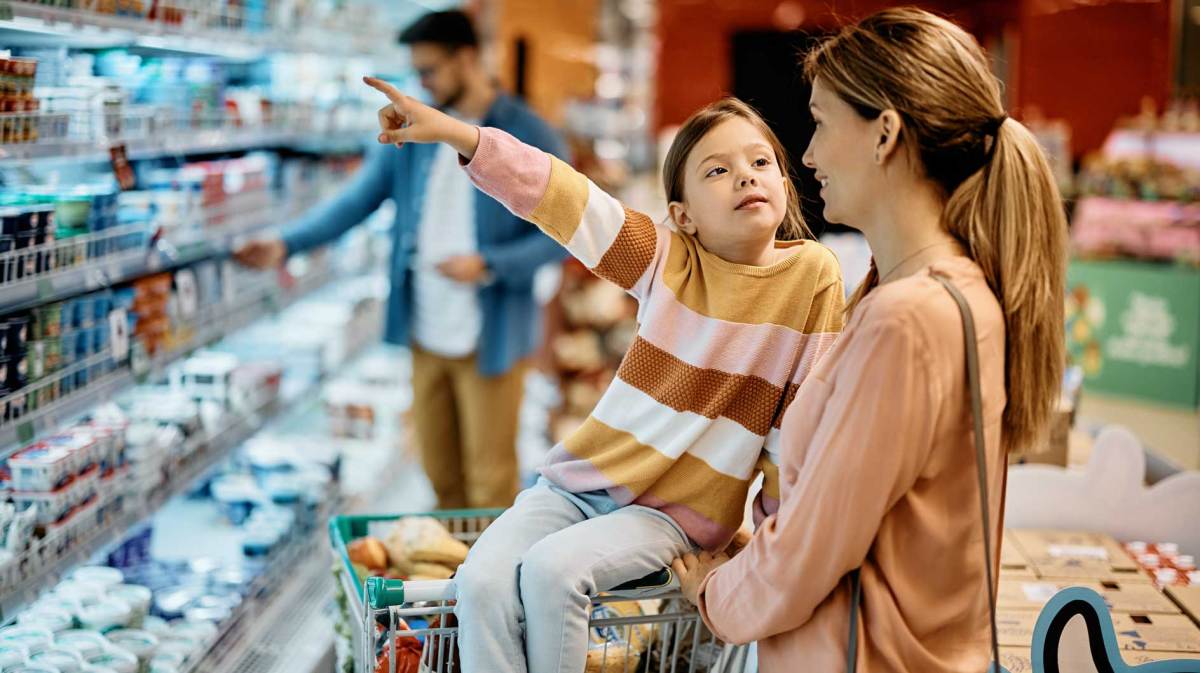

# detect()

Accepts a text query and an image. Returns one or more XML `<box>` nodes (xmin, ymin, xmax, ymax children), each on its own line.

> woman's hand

<box><xmin>362</xmin><ymin>76</ymin><xmax>481</xmax><ymax>159</ymax></box>
<box><xmin>671</xmin><ymin>550</ymin><xmax>731</xmax><ymax>608</ymax></box>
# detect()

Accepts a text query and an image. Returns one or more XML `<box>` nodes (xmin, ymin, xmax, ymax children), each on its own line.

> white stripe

<box><xmin>565</xmin><ymin>180</ymin><xmax>625</xmax><ymax>268</ymax></box>
<box><xmin>590</xmin><ymin>378</ymin><xmax>765</xmax><ymax>481</ymax></box>
<box><xmin>763</xmin><ymin>428</ymin><xmax>783</xmax><ymax>465</ymax></box>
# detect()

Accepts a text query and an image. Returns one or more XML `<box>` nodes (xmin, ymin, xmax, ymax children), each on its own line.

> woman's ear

<box><xmin>668</xmin><ymin>202</ymin><xmax>696</xmax><ymax>235</ymax></box>
<box><xmin>874</xmin><ymin>110</ymin><xmax>903</xmax><ymax>165</ymax></box>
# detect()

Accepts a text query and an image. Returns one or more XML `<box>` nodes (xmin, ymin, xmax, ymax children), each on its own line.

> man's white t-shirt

<box><xmin>411</xmin><ymin>137</ymin><xmax>483</xmax><ymax>358</ymax></box>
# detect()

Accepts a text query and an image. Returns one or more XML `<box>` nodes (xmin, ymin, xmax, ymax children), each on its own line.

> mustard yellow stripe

<box><xmin>757</xmin><ymin>455</ymin><xmax>780</xmax><ymax>501</ymax></box>
<box><xmin>662</xmin><ymin>235</ymin><xmax>844</xmax><ymax>333</ymax></box>
<box><xmin>642</xmin><ymin>452</ymin><xmax>750</xmax><ymax>530</ymax></box>
<box><xmin>528</xmin><ymin>156</ymin><xmax>590</xmax><ymax>245</ymax></box>
<box><xmin>563</xmin><ymin>417</ymin><xmax>675</xmax><ymax>498</ymax></box>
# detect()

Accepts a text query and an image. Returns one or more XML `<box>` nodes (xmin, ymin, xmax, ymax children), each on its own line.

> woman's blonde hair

<box><xmin>805</xmin><ymin>8</ymin><xmax>1067</xmax><ymax>454</ymax></box>
<box><xmin>663</xmin><ymin>98</ymin><xmax>810</xmax><ymax>240</ymax></box>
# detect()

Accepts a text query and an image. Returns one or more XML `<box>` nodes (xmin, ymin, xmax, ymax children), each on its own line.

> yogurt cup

<box><xmin>129</xmin><ymin>620</ymin><xmax>166</xmax><ymax>643</ymax></box>
<box><xmin>5</xmin><ymin>666</ymin><xmax>59</xmax><ymax>673</ymax></box>
<box><xmin>0</xmin><ymin>627</ymin><xmax>54</xmax><ymax>654</ymax></box>
<box><xmin>82</xmin><ymin>649</ymin><xmax>137</xmax><ymax>673</ymax></box>
<box><xmin>102</xmin><ymin>589</ymin><xmax>149</xmax><ymax>628</ymax></box>
<box><xmin>17</xmin><ymin>609</ymin><xmax>73</xmax><ymax>635</ymax></box>
<box><xmin>0</xmin><ymin>644</ymin><xmax>28</xmax><ymax>670</ymax></box>
<box><xmin>100</xmin><ymin>633</ymin><xmax>155</xmax><ymax>673</ymax></box>
<box><xmin>29</xmin><ymin>649</ymin><xmax>83</xmax><ymax>673</ymax></box>
<box><xmin>69</xmin><ymin>569</ymin><xmax>122</xmax><ymax>589</ymax></box>
<box><xmin>54</xmin><ymin>632</ymin><xmax>108</xmax><ymax>661</ymax></box>
<box><xmin>53</xmin><ymin>582</ymin><xmax>107</xmax><ymax>608</ymax></box>
<box><xmin>75</xmin><ymin>601</ymin><xmax>131</xmax><ymax>634</ymax></box>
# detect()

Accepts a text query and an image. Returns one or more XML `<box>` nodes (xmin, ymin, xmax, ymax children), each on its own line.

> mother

<box><xmin>672</xmin><ymin>8</ymin><xmax>1067</xmax><ymax>672</ymax></box>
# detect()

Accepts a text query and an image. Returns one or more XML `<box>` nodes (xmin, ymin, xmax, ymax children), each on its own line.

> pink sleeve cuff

<box><xmin>460</xmin><ymin>126</ymin><xmax>552</xmax><ymax>219</ymax></box>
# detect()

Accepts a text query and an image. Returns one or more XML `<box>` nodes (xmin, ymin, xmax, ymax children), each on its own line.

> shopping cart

<box><xmin>329</xmin><ymin>511</ymin><xmax>752</xmax><ymax>673</ymax></box>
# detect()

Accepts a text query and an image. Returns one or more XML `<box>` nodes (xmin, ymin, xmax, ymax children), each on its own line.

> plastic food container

<box><xmin>101</xmin><ymin>633</ymin><xmax>155</xmax><ymax>673</ymax></box>
<box><xmin>131</xmin><ymin>621</ymin><xmax>166</xmax><ymax>643</ymax></box>
<box><xmin>17</xmin><ymin>608</ymin><xmax>73</xmax><ymax>634</ymax></box>
<box><xmin>53</xmin><ymin>581</ymin><xmax>108</xmax><ymax>608</ymax></box>
<box><xmin>70</xmin><ymin>568</ymin><xmax>122</xmax><ymax>589</ymax></box>
<box><xmin>82</xmin><ymin>648</ymin><xmax>136</xmax><ymax>673</ymax></box>
<box><xmin>75</xmin><ymin>601</ymin><xmax>131</xmax><ymax>634</ymax></box>
<box><xmin>53</xmin><ymin>632</ymin><xmax>109</xmax><ymax>661</ymax></box>
<box><xmin>148</xmin><ymin>649</ymin><xmax>183</xmax><ymax>670</ymax></box>
<box><xmin>147</xmin><ymin>643</ymin><xmax>188</xmax><ymax>668</ymax></box>
<box><xmin>0</xmin><ymin>627</ymin><xmax>53</xmax><ymax>654</ymax></box>
<box><xmin>102</xmin><ymin>589</ymin><xmax>149</xmax><ymax>629</ymax></box>
<box><xmin>7</xmin><ymin>445</ymin><xmax>73</xmax><ymax>491</ymax></box>
<box><xmin>29</xmin><ymin>648</ymin><xmax>83</xmax><ymax>673</ymax></box>
<box><xmin>11</xmin><ymin>486</ymin><xmax>74</xmax><ymax>526</ymax></box>
<box><xmin>0</xmin><ymin>644</ymin><xmax>28</xmax><ymax>670</ymax></box>
<box><xmin>6</xmin><ymin>665</ymin><xmax>60</xmax><ymax>673</ymax></box>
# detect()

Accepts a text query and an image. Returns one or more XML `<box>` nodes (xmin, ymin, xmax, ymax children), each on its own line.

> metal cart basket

<box><xmin>329</xmin><ymin>510</ymin><xmax>752</xmax><ymax>673</ymax></box>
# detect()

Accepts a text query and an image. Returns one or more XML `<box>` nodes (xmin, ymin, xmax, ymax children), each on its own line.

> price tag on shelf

<box><xmin>175</xmin><ymin>268</ymin><xmax>199</xmax><ymax>319</ymax></box>
<box><xmin>109</xmin><ymin>308</ymin><xmax>130</xmax><ymax>363</ymax></box>
<box><xmin>36</xmin><ymin>278</ymin><xmax>55</xmax><ymax>300</ymax></box>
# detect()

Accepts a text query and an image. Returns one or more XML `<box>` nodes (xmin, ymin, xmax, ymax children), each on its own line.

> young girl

<box><xmin>365</xmin><ymin>78</ymin><xmax>844</xmax><ymax>673</ymax></box>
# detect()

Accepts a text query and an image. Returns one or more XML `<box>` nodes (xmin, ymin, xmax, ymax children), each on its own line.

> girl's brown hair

<box><xmin>805</xmin><ymin>8</ymin><xmax>1067</xmax><ymax>455</ymax></box>
<box><xmin>662</xmin><ymin>98</ymin><xmax>810</xmax><ymax>240</ymax></box>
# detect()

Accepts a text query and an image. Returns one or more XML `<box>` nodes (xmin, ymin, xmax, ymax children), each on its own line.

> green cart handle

<box><xmin>366</xmin><ymin>577</ymin><xmax>456</xmax><ymax>609</ymax></box>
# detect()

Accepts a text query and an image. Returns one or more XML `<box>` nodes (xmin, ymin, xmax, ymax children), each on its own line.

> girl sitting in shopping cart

<box><xmin>364</xmin><ymin>76</ymin><xmax>844</xmax><ymax>673</ymax></box>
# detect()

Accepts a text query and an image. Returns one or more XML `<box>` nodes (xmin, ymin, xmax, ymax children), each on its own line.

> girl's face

<box><xmin>802</xmin><ymin>77</ymin><xmax>881</xmax><ymax>228</ymax></box>
<box><xmin>670</xmin><ymin>117</ymin><xmax>789</xmax><ymax>254</ymax></box>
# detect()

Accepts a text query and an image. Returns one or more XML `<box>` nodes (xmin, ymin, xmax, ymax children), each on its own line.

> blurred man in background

<box><xmin>234</xmin><ymin>10</ymin><xmax>567</xmax><ymax>509</ymax></box>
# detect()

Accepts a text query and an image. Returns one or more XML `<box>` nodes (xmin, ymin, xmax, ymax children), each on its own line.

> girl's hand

<box><xmin>362</xmin><ymin>76</ymin><xmax>481</xmax><ymax>159</ymax></box>
<box><xmin>671</xmin><ymin>550</ymin><xmax>731</xmax><ymax>608</ymax></box>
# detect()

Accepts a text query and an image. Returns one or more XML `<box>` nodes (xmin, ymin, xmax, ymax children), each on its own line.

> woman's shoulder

<box><xmin>859</xmin><ymin>256</ymin><xmax>1003</xmax><ymax>350</ymax></box>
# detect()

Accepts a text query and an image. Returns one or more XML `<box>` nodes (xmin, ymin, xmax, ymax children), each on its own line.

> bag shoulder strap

<box><xmin>846</xmin><ymin>273</ymin><xmax>1001</xmax><ymax>672</ymax></box>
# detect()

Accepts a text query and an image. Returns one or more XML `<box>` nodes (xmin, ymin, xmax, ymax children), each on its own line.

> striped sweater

<box><xmin>463</xmin><ymin>128</ymin><xmax>845</xmax><ymax>551</ymax></box>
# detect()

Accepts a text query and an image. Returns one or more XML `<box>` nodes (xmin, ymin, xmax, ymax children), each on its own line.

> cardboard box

<box><xmin>1000</xmin><ymin>647</ymin><xmax>1200</xmax><ymax>673</ymax></box>
<box><xmin>997</xmin><ymin>580</ymin><xmax>1180</xmax><ymax>615</ymax></box>
<box><xmin>1008</xmin><ymin>527</ymin><xmax>1137</xmax><ymax>568</ymax></box>
<box><xmin>1066</xmin><ymin>260</ymin><xmax>1200</xmax><ymax>409</ymax></box>
<box><xmin>1001</xmin><ymin>532</ymin><xmax>1031</xmax><ymax>571</ymax></box>
<box><xmin>1167</xmin><ymin>585</ymin><xmax>1200</xmax><ymax>627</ymax></box>
<box><xmin>997</xmin><ymin>610</ymin><xmax>1200</xmax><ymax>653</ymax></box>
<box><xmin>1033</xmin><ymin>557</ymin><xmax>1153</xmax><ymax>584</ymax></box>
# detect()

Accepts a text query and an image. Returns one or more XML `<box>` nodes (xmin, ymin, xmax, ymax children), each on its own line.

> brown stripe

<box><xmin>640</xmin><ymin>452</ymin><xmax>751</xmax><ymax>529</ymax></box>
<box><xmin>592</xmin><ymin>207</ymin><xmax>658</xmax><ymax>290</ymax></box>
<box><xmin>773</xmin><ymin>383</ymin><xmax>801</xmax><ymax>430</ymax></box>
<box><xmin>563</xmin><ymin>416</ymin><xmax>675</xmax><ymax>497</ymax></box>
<box><xmin>617</xmin><ymin>336</ymin><xmax>785</xmax><ymax>436</ymax></box>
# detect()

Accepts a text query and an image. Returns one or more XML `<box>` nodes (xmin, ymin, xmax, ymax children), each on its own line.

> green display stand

<box><xmin>1066</xmin><ymin>259</ymin><xmax>1200</xmax><ymax>409</ymax></box>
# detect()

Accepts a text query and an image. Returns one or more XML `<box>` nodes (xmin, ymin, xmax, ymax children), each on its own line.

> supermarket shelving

<box><xmin>0</xmin><ymin>124</ymin><xmax>369</xmax><ymax>164</ymax></box>
<box><xmin>0</xmin><ymin>260</ymin><xmax>354</xmax><ymax>621</ymax></box>
<box><xmin>0</xmin><ymin>1</ymin><xmax>401</xmax><ymax>60</ymax></box>
<box><xmin>0</xmin><ymin>177</ymin><xmax>350</xmax><ymax>315</ymax></box>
